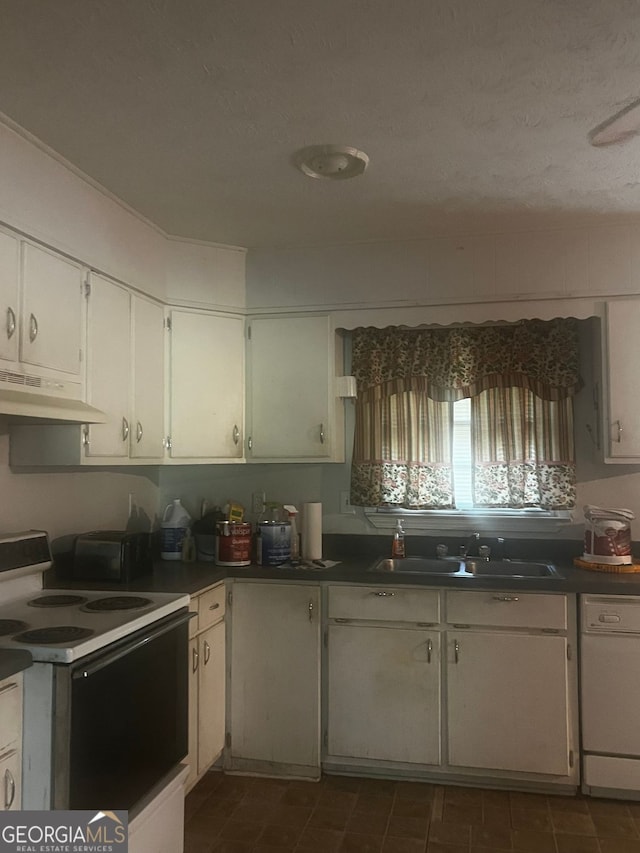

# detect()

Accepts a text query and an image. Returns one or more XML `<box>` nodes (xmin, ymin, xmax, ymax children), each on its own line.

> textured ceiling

<box><xmin>1</xmin><ymin>0</ymin><xmax>640</xmax><ymax>248</ymax></box>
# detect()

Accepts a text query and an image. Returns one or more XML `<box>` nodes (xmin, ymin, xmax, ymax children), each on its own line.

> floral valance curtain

<box><xmin>350</xmin><ymin>320</ymin><xmax>580</xmax><ymax>509</ymax></box>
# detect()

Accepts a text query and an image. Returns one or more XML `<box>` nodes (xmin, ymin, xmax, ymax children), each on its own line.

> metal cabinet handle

<box><xmin>372</xmin><ymin>591</ymin><xmax>395</xmax><ymax>597</ymax></box>
<box><xmin>122</xmin><ymin>417</ymin><xmax>129</xmax><ymax>441</ymax></box>
<box><xmin>309</xmin><ymin>600</ymin><xmax>314</xmax><ymax>622</ymax></box>
<box><xmin>233</xmin><ymin>425</ymin><xmax>240</xmax><ymax>445</ymax></box>
<box><xmin>203</xmin><ymin>640</ymin><xmax>211</xmax><ymax>665</ymax></box>
<box><xmin>319</xmin><ymin>423</ymin><xmax>325</xmax><ymax>444</ymax></box>
<box><xmin>192</xmin><ymin>647</ymin><xmax>199</xmax><ymax>673</ymax></box>
<box><xmin>492</xmin><ymin>595</ymin><xmax>519</xmax><ymax>602</ymax></box>
<box><xmin>247</xmin><ymin>436</ymin><xmax>253</xmax><ymax>451</ymax></box>
<box><xmin>454</xmin><ymin>639</ymin><xmax>460</xmax><ymax>663</ymax></box>
<box><xmin>6</xmin><ymin>307</ymin><xmax>15</xmax><ymax>340</ymax></box>
<box><xmin>209</xmin><ymin>602</ymin><xmax>220</xmax><ymax>611</ymax></box>
<box><xmin>136</xmin><ymin>421</ymin><xmax>143</xmax><ymax>443</ymax></box>
<box><xmin>427</xmin><ymin>638</ymin><xmax>433</xmax><ymax>664</ymax></box>
<box><xmin>4</xmin><ymin>767</ymin><xmax>15</xmax><ymax>809</ymax></box>
<box><xmin>29</xmin><ymin>312</ymin><xmax>38</xmax><ymax>343</ymax></box>
<box><xmin>614</xmin><ymin>419</ymin><xmax>623</xmax><ymax>443</ymax></box>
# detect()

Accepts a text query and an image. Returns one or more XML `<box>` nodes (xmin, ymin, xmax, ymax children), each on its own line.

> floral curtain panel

<box><xmin>349</xmin><ymin>320</ymin><xmax>580</xmax><ymax>509</ymax></box>
<box><xmin>472</xmin><ymin>387</ymin><xmax>576</xmax><ymax>509</ymax></box>
<box><xmin>350</xmin><ymin>390</ymin><xmax>454</xmax><ymax>508</ymax></box>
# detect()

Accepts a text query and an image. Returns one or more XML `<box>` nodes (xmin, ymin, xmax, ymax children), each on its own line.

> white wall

<box><xmin>245</xmin><ymin>234</ymin><xmax>640</xmax><ymax>541</ymax></box>
<box><xmin>3</xmin><ymin>110</ymin><xmax>640</xmax><ymax>546</ymax></box>
<box><xmin>0</xmin><ymin>422</ymin><xmax>159</xmax><ymax>546</ymax></box>
<box><xmin>246</xmin><ymin>224</ymin><xmax>640</xmax><ymax>311</ymax></box>
<box><xmin>0</xmin><ymin>118</ymin><xmax>245</xmax><ymax>542</ymax></box>
<box><xmin>0</xmin><ymin>118</ymin><xmax>246</xmax><ymax>308</ymax></box>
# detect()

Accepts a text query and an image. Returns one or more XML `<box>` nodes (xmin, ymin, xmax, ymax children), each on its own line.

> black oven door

<box><xmin>53</xmin><ymin>609</ymin><xmax>190</xmax><ymax>812</ymax></box>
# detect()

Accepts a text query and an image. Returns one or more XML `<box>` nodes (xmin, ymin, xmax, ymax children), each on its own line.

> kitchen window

<box><xmin>349</xmin><ymin>320</ymin><xmax>581</xmax><ymax>528</ymax></box>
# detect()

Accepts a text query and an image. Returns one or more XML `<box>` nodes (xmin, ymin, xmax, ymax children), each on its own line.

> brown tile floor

<box><xmin>184</xmin><ymin>772</ymin><xmax>640</xmax><ymax>853</ymax></box>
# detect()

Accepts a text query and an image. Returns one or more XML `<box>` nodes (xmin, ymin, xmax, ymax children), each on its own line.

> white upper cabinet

<box><xmin>604</xmin><ymin>299</ymin><xmax>640</xmax><ymax>461</ymax></box>
<box><xmin>167</xmin><ymin>309</ymin><xmax>244</xmax><ymax>461</ymax></box>
<box><xmin>10</xmin><ymin>273</ymin><xmax>165</xmax><ymax>465</ymax></box>
<box><xmin>85</xmin><ymin>275</ymin><xmax>165</xmax><ymax>461</ymax></box>
<box><xmin>130</xmin><ymin>295</ymin><xmax>165</xmax><ymax>459</ymax></box>
<box><xmin>246</xmin><ymin>314</ymin><xmax>343</xmax><ymax>462</ymax></box>
<box><xmin>0</xmin><ymin>230</ymin><xmax>20</xmax><ymax>365</ymax></box>
<box><xmin>0</xmin><ymin>233</ymin><xmax>84</xmax><ymax>382</ymax></box>
<box><xmin>21</xmin><ymin>241</ymin><xmax>84</xmax><ymax>379</ymax></box>
<box><xmin>85</xmin><ymin>273</ymin><xmax>131</xmax><ymax>459</ymax></box>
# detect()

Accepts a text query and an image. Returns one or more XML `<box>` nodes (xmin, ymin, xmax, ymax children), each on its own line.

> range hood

<box><xmin>0</xmin><ymin>369</ymin><xmax>106</xmax><ymax>423</ymax></box>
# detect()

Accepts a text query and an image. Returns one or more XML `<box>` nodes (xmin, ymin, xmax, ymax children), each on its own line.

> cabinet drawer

<box><xmin>198</xmin><ymin>584</ymin><xmax>226</xmax><ymax>630</ymax></box>
<box><xmin>446</xmin><ymin>591</ymin><xmax>567</xmax><ymax>630</ymax></box>
<box><xmin>329</xmin><ymin>585</ymin><xmax>440</xmax><ymax>624</ymax></box>
<box><xmin>0</xmin><ymin>677</ymin><xmax>22</xmax><ymax>753</ymax></box>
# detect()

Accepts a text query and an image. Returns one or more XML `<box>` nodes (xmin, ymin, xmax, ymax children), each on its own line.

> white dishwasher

<box><xmin>581</xmin><ymin>594</ymin><xmax>640</xmax><ymax>798</ymax></box>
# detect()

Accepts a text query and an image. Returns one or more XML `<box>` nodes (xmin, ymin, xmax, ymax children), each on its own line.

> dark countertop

<box><xmin>45</xmin><ymin>532</ymin><xmax>640</xmax><ymax>598</ymax></box>
<box><xmin>0</xmin><ymin>649</ymin><xmax>32</xmax><ymax>680</ymax></box>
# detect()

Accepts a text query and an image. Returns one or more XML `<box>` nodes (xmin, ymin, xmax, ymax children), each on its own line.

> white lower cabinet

<box><xmin>327</xmin><ymin>624</ymin><xmax>440</xmax><ymax>765</ymax></box>
<box><xmin>447</xmin><ymin>630</ymin><xmax>571</xmax><ymax>776</ymax></box>
<box><xmin>186</xmin><ymin>584</ymin><xmax>226</xmax><ymax>792</ymax></box>
<box><xmin>0</xmin><ymin>673</ymin><xmax>23</xmax><ymax>811</ymax></box>
<box><xmin>323</xmin><ymin>585</ymin><xmax>578</xmax><ymax>789</ymax></box>
<box><xmin>226</xmin><ymin>581</ymin><xmax>321</xmax><ymax>778</ymax></box>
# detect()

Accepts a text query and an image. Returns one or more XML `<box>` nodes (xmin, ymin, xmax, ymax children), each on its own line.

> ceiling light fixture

<box><xmin>294</xmin><ymin>144</ymin><xmax>369</xmax><ymax>180</ymax></box>
<box><xmin>590</xmin><ymin>98</ymin><xmax>640</xmax><ymax>147</ymax></box>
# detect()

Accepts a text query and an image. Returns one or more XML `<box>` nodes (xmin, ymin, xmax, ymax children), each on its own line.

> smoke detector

<box><xmin>294</xmin><ymin>145</ymin><xmax>369</xmax><ymax>180</ymax></box>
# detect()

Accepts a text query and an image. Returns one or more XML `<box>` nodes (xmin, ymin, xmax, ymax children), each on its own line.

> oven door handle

<box><xmin>72</xmin><ymin>610</ymin><xmax>194</xmax><ymax>680</ymax></box>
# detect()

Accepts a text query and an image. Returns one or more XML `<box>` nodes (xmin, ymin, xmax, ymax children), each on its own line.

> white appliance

<box><xmin>581</xmin><ymin>594</ymin><xmax>640</xmax><ymax>798</ymax></box>
<box><xmin>0</xmin><ymin>369</ymin><xmax>106</xmax><ymax>422</ymax></box>
<box><xmin>0</xmin><ymin>530</ymin><xmax>190</xmax><ymax>850</ymax></box>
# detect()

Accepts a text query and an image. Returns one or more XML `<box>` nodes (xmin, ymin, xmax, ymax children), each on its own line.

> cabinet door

<box><xmin>605</xmin><ymin>299</ymin><xmax>640</xmax><ymax>458</ymax></box>
<box><xmin>447</xmin><ymin>631</ymin><xmax>570</xmax><ymax>776</ymax></box>
<box><xmin>0</xmin><ymin>675</ymin><xmax>22</xmax><ymax>811</ymax></box>
<box><xmin>247</xmin><ymin>316</ymin><xmax>333</xmax><ymax>459</ymax></box>
<box><xmin>131</xmin><ymin>295</ymin><xmax>165</xmax><ymax>459</ymax></box>
<box><xmin>85</xmin><ymin>274</ymin><xmax>131</xmax><ymax>458</ymax></box>
<box><xmin>0</xmin><ymin>677</ymin><xmax>21</xmax><ymax>756</ymax></box>
<box><xmin>21</xmin><ymin>242</ymin><xmax>84</xmax><ymax>378</ymax></box>
<box><xmin>168</xmin><ymin>310</ymin><xmax>244</xmax><ymax>459</ymax></box>
<box><xmin>198</xmin><ymin>620</ymin><xmax>226</xmax><ymax>774</ymax></box>
<box><xmin>327</xmin><ymin>624</ymin><xmax>440</xmax><ymax>765</ymax></box>
<box><xmin>0</xmin><ymin>749</ymin><xmax>20</xmax><ymax>810</ymax></box>
<box><xmin>229</xmin><ymin>583</ymin><xmax>320</xmax><ymax>769</ymax></box>
<box><xmin>186</xmin><ymin>638</ymin><xmax>199</xmax><ymax>791</ymax></box>
<box><xmin>0</xmin><ymin>230</ymin><xmax>19</xmax><ymax>365</ymax></box>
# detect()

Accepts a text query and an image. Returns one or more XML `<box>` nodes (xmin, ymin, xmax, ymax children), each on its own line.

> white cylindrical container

<box><xmin>161</xmin><ymin>499</ymin><xmax>192</xmax><ymax>560</ymax></box>
<box><xmin>301</xmin><ymin>502</ymin><xmax>323</xmax><ymax>561</ymax></box>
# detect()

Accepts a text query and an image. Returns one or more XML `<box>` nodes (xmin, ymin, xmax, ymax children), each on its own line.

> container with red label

<box><xmin>583</xmin><ymin>505</ymin><xmax>634</xmax><ymax>565</ymax></box>
<box><xmin>214</xmin><ymin>521</ymin><xmax>252</xmax><ymax>566</ymax></box>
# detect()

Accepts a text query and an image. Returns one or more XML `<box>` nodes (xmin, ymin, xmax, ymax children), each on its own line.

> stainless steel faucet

<box><xmin>459</xmin><ymin>532</ymin><xmax>480</xmax><ymax>558</ymax></box>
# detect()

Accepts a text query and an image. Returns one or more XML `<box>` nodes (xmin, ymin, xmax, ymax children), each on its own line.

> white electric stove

<box><xmin>0</xmin><ymin>529</ymin><xmax>191</xmax><ymax>831</ymax></box>
<box><xmin>0</xmin><ymin>530</ymin><xmax>189</xmax><ymax>662</ymax></box>
<box><xmin>0</xmin><ymin>588</ymin><xmax>190</xmax><ymax>663</ymax></box>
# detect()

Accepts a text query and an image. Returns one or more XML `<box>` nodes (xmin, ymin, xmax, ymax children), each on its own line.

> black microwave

<box><xmin>72</xmin><ymin>531</ymin><xmax>152</xmax><ymax>582</ymax></box>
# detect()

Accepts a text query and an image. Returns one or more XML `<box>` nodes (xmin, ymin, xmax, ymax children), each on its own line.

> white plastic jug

<box><xmin>161</xmin><ymin>499</ymin><xmax>192</xmax><ymax>560</ymax></box>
